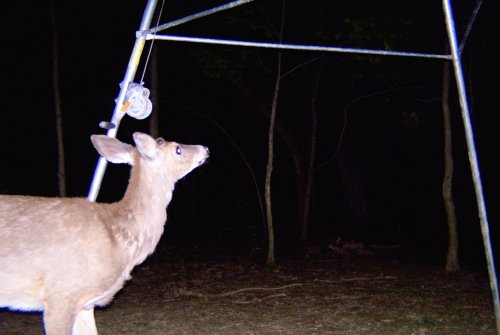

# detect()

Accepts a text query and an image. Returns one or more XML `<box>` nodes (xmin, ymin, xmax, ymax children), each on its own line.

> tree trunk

<box><xmin>265</xmin><ymin>2</ymin><xmax>287</xmax><ymax>265</ymax></box>
<box><xmin>301</xmin><ymin>67</ymin><xmax>321</xmax><ymax>241</ymax></box>
<box><xmin>148</xmin><ymin>48</ymin><xmax>159</xmax><ymax>138</ymax></box>
<box><xmin>442</xmin><ymin>59</ymin><xmax>460</xmax><ymax>273</ymax></box>
<box><xmin>232</xmin><ymin>81</ymin><xmax>306</xmax><ymax>241</ymax></box>
<box><xmin>265</xmin><ymin>50</ymin><xmax>282</xmax><ymax>266</ymax></box>
<box><xmin>50</xmin><ymin>2</ymin><xmax>66</xmax><ymax>197</ymax></box>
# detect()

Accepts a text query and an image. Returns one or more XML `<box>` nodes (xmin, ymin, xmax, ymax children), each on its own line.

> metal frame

<box><xmin>86</xmin><ymin>0</ymin><xmax>158</xmax><ymax>201</ymax></box>
<box><xmin>87</xmin><ymin>1</ymin><xmax>499</xmax><ymax>332</ymax></box>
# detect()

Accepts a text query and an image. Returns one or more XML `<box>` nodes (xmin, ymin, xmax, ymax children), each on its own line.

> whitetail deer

<box><xmin>0</xmin><ymin>132</ymin><xmax>209</xmax><ymax>334</ymax></box>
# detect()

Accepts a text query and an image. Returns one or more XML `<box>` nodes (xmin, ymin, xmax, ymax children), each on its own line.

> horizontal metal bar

<box><xmin>146</xmin><ymin>34</ymin><xmax>452</xmax><ymax>60</ymax></box>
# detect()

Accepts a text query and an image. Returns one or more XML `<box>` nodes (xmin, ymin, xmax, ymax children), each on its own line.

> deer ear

<box><xmin>133</xmin><ymin>132</ymin><xmax>158</xmax><ymax>160</ymax></box>
<box><xmin>91</xmin><ymin>135</ymin><xmax>133</xmax><ymax>164</ymax></box>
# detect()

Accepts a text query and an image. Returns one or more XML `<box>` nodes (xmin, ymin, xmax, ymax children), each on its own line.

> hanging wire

<box><xmin>459</xmin><ymin>0</ymin><xmax>483</xmax><ymax>54</ymax></box>
<box><xmin>139</xmin><ymin>0</ymin><xmax>167</xmax><ymax>84</ymax></box>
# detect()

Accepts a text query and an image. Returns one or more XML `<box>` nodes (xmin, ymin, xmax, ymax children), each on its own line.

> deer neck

<box><xmin>114</xmin><ymin>163</ymin><xmax>176</xmax><ymax>265</ymax></box>
<box><xmin>124</xmin><ymin>163</ymin><xmax>175</xmax><ymax>211</ymax></box>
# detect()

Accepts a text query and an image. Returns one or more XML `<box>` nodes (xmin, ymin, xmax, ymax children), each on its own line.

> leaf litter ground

<box><xmin>0</xmin><ymin>242</ymin><xmax>496</xmax><ymax>335</ymax></box>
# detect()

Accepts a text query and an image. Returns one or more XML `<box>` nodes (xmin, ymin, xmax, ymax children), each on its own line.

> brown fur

<box><xmin>0</xmin><ymin>132</ymin><xmax>209</xmax><ymax>334</ymax></box>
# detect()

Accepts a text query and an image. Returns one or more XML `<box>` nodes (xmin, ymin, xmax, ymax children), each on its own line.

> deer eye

<box><xmin>156</xmin><ymin>138</ymin><xmax>165</xmax><ymax>145</ymax></box>
<box><xmin>175</xmin><ymin>145</ymin><xmax>182</xmax><ymax>155</ymax></box>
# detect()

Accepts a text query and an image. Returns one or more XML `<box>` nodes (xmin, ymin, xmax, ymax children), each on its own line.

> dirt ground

<box><xmin>0</xmin><ymin>242</ymin><xmax>496</xmax><ymax>335</ymax></box>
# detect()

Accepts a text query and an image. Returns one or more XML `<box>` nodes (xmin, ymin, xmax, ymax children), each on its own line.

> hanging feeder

<box><xmin>120</xmin><ymin>82</ymin><xmax>153</xmax><ymax>120</ymax></box>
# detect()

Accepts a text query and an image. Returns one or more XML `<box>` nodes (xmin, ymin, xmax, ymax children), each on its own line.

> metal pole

<box><xmin>147</xmin><ymin>34</ymin><xmax>451</xmax><ymax>60</ymax></box>
<box><xmin>442</xmin><ymin>1</ymin><xmax>500</xmax><ymax>333</ymax></box>
<box><xmin>148</xmin><ymin>0</ymin><xmax>254</xmax><ymax>34</ymax></box>
<box><xmin>87</xmin><ymin>0</ymin><xmax>159</xmax><ymax>201</ymax></box>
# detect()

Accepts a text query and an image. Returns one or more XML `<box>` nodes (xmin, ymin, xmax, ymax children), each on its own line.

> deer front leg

<box><xmin>43</xmin><ymin>303</ymin><xmax>75</xmax><ymax>335</ymax></box>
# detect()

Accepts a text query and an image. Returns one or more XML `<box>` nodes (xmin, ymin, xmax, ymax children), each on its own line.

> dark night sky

<box><xmin>1</xmin><ymin>0</ymin><xmax>499</xmax><ymax>264</ymax></box>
